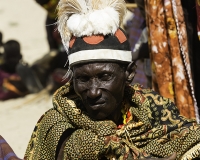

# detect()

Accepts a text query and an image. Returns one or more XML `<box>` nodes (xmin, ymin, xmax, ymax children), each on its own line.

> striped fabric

<box><xmin>0</xmin><ymin>135</ymin><xmax>21</xmax><ymax>160</ymax></box>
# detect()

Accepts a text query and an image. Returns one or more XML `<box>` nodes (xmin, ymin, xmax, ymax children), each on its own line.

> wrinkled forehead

<box><xmin>72</xmin><ymin>61</ymin><xmax>128</xmax><ymax>71</ymax></box>
<box><xmin>72</xmin><ymin>62</ymin><xmax>129</xmax><ymax>79</ymax></box>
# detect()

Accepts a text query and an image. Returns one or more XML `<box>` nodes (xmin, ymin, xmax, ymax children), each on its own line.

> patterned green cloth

<box><xmin>24</xmin><ymin>83</ymin><xmax>200</xmax><ymax>160</ymax></box>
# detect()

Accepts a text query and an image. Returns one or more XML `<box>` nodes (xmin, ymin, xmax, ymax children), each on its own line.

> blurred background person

<box><xmin>0</xmin><ymin>32</ymin><xmax>4</xmax><ymax>64</ymax></box>
<box><xmin>35</xmin><ymin>0</ymin><xmax>62</xmax><ymax>51</ymax></box>
<box><xmin>17</xmin><ymin>0</ymin><xmax>69</xmax><ymax>94</ymax></box>
<box><xmin>124</xmin><ymin>0</ymin><xmax>150</xmax><ymax>88</ymax></box>
<box><xmin>0</xmin><ymin>39</ymin><xmax>28</xmax><ymax>100</ymax></box>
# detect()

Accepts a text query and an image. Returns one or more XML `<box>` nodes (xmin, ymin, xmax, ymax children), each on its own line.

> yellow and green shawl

<box><xmin>24</xmin><ymin>83</ymin><xmax>200</xmax><ymax>160</ymax></box>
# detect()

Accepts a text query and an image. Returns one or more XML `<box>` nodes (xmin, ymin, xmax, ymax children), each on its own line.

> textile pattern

<box><xmin>144</xmin><ymin>0</ymin><xmax>198</xmax><ymax>120</ymax></box>
<box><xmin>25</xmin><ymin>83</ymin><xmax>200</xmax><ymax>159</ymax></box>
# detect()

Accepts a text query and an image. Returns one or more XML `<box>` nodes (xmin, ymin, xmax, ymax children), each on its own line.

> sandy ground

<box><xmin>0</xmin><ymin>0</ymin><xmax>53</xmax><ymax>158</ymax></box>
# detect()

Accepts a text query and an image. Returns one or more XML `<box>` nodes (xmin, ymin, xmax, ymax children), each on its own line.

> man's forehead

<box><xmin>74</xmin><ymin>62</ymin><xmax>110</xmax><ymax>67</ymax></box>
<box><xmin>73</xmin><ymin>62</ymin><xmax>123</xmax><ymax>72</ymax></box>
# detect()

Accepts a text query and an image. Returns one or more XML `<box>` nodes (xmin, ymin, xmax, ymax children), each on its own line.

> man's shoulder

<box><xmin>35</xmin><ymin>108</ymin><xmax>73</xmax><ymax>129</ymax></box>
<box><xmin>28</xmin><ymin>107</ymin><xmax>75</xmax><ymax>147</ymax></box>
<box><xmin>37</xmin><ymin>108</ymin><xmax>69</xmax><ymax>124</ymax></box>
<box><xmin>25</xmin><ymin>107</ymin><xmax>74</xmax><ymax>160</ymax></box>
<box><xmin>130</xmin><ymin>83</ymin><xmax>172</xmax><ymax>102</ymax></box>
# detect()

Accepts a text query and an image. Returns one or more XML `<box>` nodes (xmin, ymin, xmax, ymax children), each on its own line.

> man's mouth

<box><xmin>88</xmin><ymin>100</ymin><xmax>105</xmax><ymax>110</ymax></box>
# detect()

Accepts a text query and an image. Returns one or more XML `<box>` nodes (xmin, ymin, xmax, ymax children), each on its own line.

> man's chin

<box><xmin>88</xmin><ymin>112</ymin><xmax>108</xmax><ymax>121</ymax></box>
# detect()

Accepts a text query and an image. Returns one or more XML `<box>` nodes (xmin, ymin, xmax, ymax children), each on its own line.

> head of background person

<box><xmin>35</xmin><ymin>0</ymin><xmax>59</xmax><ymax>17</ymax></box>
<box><xmin>2</xmin><ymin>40</ymin><xmax>22</xmax><ymax>73</ymax></box>
<box><xmin>125</xmin><ymin>0</ymin><xmax>135</xmax><ymax>3</ymax></box>
<box><xmin>57</xmin><ymin>0</ymin><xmax>137</xmax><ymax>124</ymax></box>
<box><xmin>35</xmin><ymin>0</ymin><xmax>58</xmax><ymax>9</ymax></box>
<box><xmin>35</xmin><ymin>0</ymin><xmax>50</xmax><ymax>5</ymax></box>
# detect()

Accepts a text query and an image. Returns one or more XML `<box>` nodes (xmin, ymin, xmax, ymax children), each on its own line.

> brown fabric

<box><xmin>69</xmin><ymin>37</ymin><xmax>76</xmax><ymax>48</ymax></box>
<box><xmin>144</xmin><ymin>0</ymin><xmax>198</xmax><ymax>120</ymax></box>
<box><xmin>115</xmin><ymin>29</ymin><xmax>127</xmax><ymax>43</ymax></box>
<box><xmin>83</xmin><ymin>35</ymin><xmax>104</xmax><ymax>44</ymax></box>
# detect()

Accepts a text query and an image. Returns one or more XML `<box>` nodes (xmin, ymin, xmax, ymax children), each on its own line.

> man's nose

<box><xmin>87</xmin><ymin>79</ymin><xmax>102</xmax><ymax>99</ymax></box>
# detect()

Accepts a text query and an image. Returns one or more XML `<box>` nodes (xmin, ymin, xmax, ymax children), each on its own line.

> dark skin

<box><xmin>73</xmin><ymin>62</ymin><xmax>128</xmax><ymax>124</ymax></box>
<box><xmin>57</xmin><ymin>62</ymin><xmax>176</xmax><ymax>160</ymax></box>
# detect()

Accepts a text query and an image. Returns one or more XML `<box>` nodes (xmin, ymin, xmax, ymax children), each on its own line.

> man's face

<box><xmin>73</xmin><ymin>62</ymin><xmax>127</xmax><ymax>121</ymax></box>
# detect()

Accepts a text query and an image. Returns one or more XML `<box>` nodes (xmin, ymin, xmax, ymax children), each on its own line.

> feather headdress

<box><xmin>57</xmin><ymin>0</ymin><xmax>127</xmax><ymax>51</ymax></box>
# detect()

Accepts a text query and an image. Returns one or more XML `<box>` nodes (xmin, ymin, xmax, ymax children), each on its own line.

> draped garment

<box><xmin>24</xmin><ymin>83</ymin><xmax>200</xmax><ymax>160</ymax></box>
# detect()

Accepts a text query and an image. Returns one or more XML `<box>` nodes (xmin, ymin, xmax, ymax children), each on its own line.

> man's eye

<box><xmin>99</xmin><ymin>74</ymin><xmax>112</xmax><ymax>81</ymax></box>
<box><xmin>77</xmin><ymin>76</ymin><xmax>89</xmax><ymax>82</ymax></box>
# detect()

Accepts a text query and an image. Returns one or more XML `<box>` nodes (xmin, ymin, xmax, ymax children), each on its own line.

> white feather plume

<box><xmin>57</xmin><ymin>0</ymin><xmax>127</xmax><ymax>51</ymax></box>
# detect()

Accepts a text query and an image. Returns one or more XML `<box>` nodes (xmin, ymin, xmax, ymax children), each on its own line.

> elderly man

<box><xmin>24</xmin><ymin>0</ymin><xmax>200</xmax><ymax>159</ymax></box>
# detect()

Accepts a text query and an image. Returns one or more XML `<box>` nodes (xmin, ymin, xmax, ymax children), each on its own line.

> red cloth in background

<box><xmin>0</xmin><ymin>69</ymin><xmax>28</xmax><ymax>100</ymax></box>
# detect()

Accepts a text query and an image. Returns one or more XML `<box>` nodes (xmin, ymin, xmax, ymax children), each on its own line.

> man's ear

<box><xmin>125</xmin><ymin>61</ymin><xmax>137</xmax><ymax>84</ymax></box>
